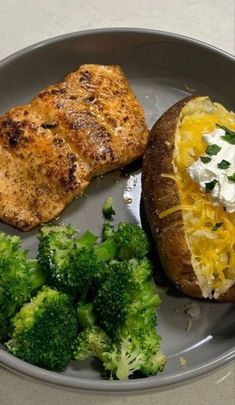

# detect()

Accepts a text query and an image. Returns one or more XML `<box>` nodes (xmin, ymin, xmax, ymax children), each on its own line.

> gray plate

<box><xmin>0</xmin><ymin>28</ymin><xmax>234</xmax><ymax>393</ymax></box>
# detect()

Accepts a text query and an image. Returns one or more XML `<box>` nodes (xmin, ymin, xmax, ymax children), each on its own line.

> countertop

<box><xmin>0</xmin><ymin>0</ymin><xmax>234</xmax><ymax>404</ymax></box>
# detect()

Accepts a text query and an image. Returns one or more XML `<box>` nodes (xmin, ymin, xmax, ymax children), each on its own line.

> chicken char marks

<box><xmin>0</xmin><ymin>65</ymin><xmax>148</xmax><ymax>230</ymax></box>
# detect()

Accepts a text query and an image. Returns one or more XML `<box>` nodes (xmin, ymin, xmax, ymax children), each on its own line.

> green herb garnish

<box><xmin>218</xmin><ymin>124</ymin><xmax>235</xmax><ymax>145</ymax></box>
<box><xmin>211</xmin><ymin>222</ymin><xmax>223</xmax><ymax>231</ymax></box>
<box><xmin>206</xmin><ymin>144</ymin><xmax>221</xmax><ymax>156</ymax></box>
<box><xmin>217</xmin><ymin>159</ymin><xmax>231</xmax><ymax>169</ymax></box>
<box><xmin>200</xmin><ymin>156</ymin><xmax>211</xmax><ymax>164</ymax></box>
<box><xmin>205</xmin><ymin>179</ymin><xmax>218</xmax><ymax>192</ymax></box>
<box><xmin>227</xmin><ymin>173</ymin><xmax>235</xmax><ymax>182</ymax></box>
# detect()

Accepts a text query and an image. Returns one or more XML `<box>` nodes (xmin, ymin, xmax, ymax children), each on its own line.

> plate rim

<box><xmin>0</xmin><ymin>347</ymin><xmax>234</xmax><ymax>392</ymax></box>
<box><xmin>0</xmin><ymin>27</ymin><xmax>234</xmax><ymax>68</ymax></box>
<box><xmin>0</xmin><ymin>27</ymin><xmax>234</xmax><ymax>392</ymax></box>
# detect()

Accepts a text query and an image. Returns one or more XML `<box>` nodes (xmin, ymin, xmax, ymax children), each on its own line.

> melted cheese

<box><xmin>164</xmin><ymin>100</ymin><xmax>235</xmax><ymax>298</ymax></box>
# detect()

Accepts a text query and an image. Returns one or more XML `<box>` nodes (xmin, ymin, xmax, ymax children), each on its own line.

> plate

<box><xmin>0</xmin><ymin>28</ymin><xmax>234</xmax><ymax>392</ymax></box>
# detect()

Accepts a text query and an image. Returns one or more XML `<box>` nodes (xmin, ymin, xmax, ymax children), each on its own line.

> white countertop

<box><xmin>0</xmin><ymin>0</ymin><xmax>234</xmax><ymax>404</ymax></box>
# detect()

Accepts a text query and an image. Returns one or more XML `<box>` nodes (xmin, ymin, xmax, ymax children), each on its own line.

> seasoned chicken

<box><xmin>0</xmin><ymin>65</ymin><xmax>148</xmax><ymax>230</ymax></box>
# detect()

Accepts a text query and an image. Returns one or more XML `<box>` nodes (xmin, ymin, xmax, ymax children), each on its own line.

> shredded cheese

<box><xmin>161</xmin><ymin>173</ymin><xmax>178</xmax><ymax>181</ymax></box>
<box><xmin>165</xmin><ymin>100</ymin><xmax>235</xmax><ymax>298</ymax></box>
<box><xmin>159</xmin><ymin>204</ymin><xmax>200</xmax><ymax>219</ymax></box>
<box><xmin>179</xmin><ymin>357</ymin><xmax>187</xmax><ymax>367</ymax></box>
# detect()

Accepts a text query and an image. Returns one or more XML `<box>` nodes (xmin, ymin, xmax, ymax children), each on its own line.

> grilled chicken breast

<box><xmin>0</xmin><ymin>65</ymin><xmax>148</xmax><ymax>230</ymax></box>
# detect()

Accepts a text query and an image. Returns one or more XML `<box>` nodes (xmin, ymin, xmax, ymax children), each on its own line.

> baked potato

<box><xmin>142</xmin><ymin>96</ymin><xmax>235</xmax><ymax>302</ymax></box>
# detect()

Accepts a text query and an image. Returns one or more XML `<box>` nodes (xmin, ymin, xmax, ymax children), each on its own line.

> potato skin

<box><xmin>142</xmin><ymin>96</ymin><xmax>234</xmax><ymax>302</ymax></box>
<box><xmin>217</xmin><ymin>285</ymin><xmax>235</xmax><ymax>303</ymax></box>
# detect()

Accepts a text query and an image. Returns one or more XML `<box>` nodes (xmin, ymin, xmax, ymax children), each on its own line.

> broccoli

<box><xmin>73</xmin><ymin>321</ymin><xmax>166</xmax><ymax>380</ymax></box>
<box><xmin>37</xmin><ymin>225</ymin><xmax>97</xmax><ymax>294</ymax></box>
<box><xmin>73</xmin><ymin>325</ymin><xmax>148</xmax><ymax>380</ymax></box>
<box><xmin>6</xmin><ymin>286</ymin><xmax>78</xmax><ymax>371</ymax></box>
<box><xmin>4</xmin><ymin>217</ymin><xmax>165</xmax><ymax>379</ymax></box>
<box><xmin>77</xmin><ymin>301</ymin><xmax>96</xmax><ymax>329</ymax></box>
<box><xmin>102</xmin><ymin>222</ymin><xmax>150</xmax><ymax>260</ymax></box>
<box><xmin>114</xmin><ymin>223</ymin><xmax>150</xmax><ymax>260</ymax></box>
<box><xmin>103</xmin><ymin>197</ymin><xmax>116</xmax><ymax>220</ymax></box>
<box><xmin>38</xmin><ymin>222</ymin><xmax>149</xmax><ymax>295</ymax></box>
<box><xmin>94</xmin><ymin>239</ymin><xmax>118</xmax><ymax>263</ymax></box>
<box><xmin>0</xmin><ymin>232</ymin><xmax>45</xmax><ymax>341</ymax></box>
<box><xmin>103</xmin><ymin>337</ymin><xmax>145</xmax><ymax>380</ymax></box>
<box><xmin>73</xmin><ymin>326</ymin><xmax>111</xmax><ymax>361</ymax></box>
<box><xmin>37</xmin><ymin>225</ymin><xmax>77</xmax><ymax>292</ymax></box>
<box><xmin>94</xmin><ymin>258</ymin><xmax>159</xmax><ymax>336</ymax></box>
<box><xmin>74</xmin><ymin>258</ymin><xmax>166</xmax><ymax>379</ymax></box>
<box><xmin>102</xmin><ymin>222</ymin><xmax>114</xmax><ymax>240</ymax></box>
<box><xmin>103</xmin><ymin>328</ymin><xmax>166</xmax><ymax>380</ymax></box>
<box><xmin>38</xmin><ymin>225</ymin><xmax>117</xmax><ymax>294</ymax></box>
<box><xmin>93</xmin><ymin>261</ymin><xmax>131</xmax><ymax>336</ymax></box>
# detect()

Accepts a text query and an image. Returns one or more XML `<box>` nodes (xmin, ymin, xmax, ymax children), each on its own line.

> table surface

<box><xmin>0</xmin><ymin>0</ymin><xmax>234</xmax><ymax>404</ymax></box>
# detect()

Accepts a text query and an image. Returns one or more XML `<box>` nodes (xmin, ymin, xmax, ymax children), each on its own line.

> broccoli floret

<box><xmin>103</xmin><ymin>337</ymin><xmax>145</xmax><ymax>380</ymax></box>
<box><xmin>137</xmin><ymin>329</ymin><xmax>166</xmax><ymax>376</ymax></box>
<box><xmin>73</xmin><ymin>323</ymin><xmax>166</xmax><ymax>380</ymax></box>
<box><xmin>103</xmin><ymin>328</ymin><xmax>166</xmax><ymax>379</ymax></box>
<box><xmin>73</xmin><ymin>325</ymin><xmax>147</xmax><ymax>380</ymax></box>
<box><xmin>114</xmin><ymin>223</ymin><xmax>150</xmax><ymax>260</ymax></box>
<box><xmin>94</xmin><ymin>261</ymin><xmax>131</xmax><ymax>336</ymax></box>
<box><xmin>73</xmin><ymin>327</ymin><xmax>148</xmax><ymax>380</ymax></box>
<box><xmin>101</xmin><ymin>222</ymin><xmax>150</xmax><ymax>260</ymax></box>
<box><xmin>38</xmin><ymin>225</ymin><xmax>117</xmax><ymax>294</ymax></box>
<box><xmin>92</xmin><ymin>258</ymin><xmax>166</xmax><ymax>379</ymax></box>
<box><xmin>73</xmin><ymin>326</ymin><xmax>111</xmax><ymax>361</ymax></box>
<box><xmin>106</xmin><ymin>339</ymin><xmax>146</xmax><ymax>379</ymax></box>
<box><xmin>70</xmin><ymin>245</ymin><xmax>99</xmax><ymax>293</ymax></box>
<box><xmin>102</xmin><ymin>222</ymin><xmax>114</xmax><ymax>240</ymax></box>
<box><xmin>0</xmin><ymin>232</ymin><xmax>45</xmax><ymax>341</ymax></box>
<box><xmin>37</xmin><ymin>225</ymin><xmax>77</xmax><ymax>292</ymax></box>
<box><xmin>94</xmin><ymin>258</ymin><xmax>157</xmax><ymax>336</ymax></box>
<box><xmin>99</xmin><ymin>302</ymin><xmax>166</xmax><ymax>380</ymax></box>
<box><xmin>103</xmin><ymin>197</ymin><xmax>116</xmax><ymax>220</ymax></box>
<box><xmin>6</xmin><ymin>286</ymin><xmax>78</xmax><ymax>371</ymax></box>
<box><xmin>37</xmin><ymin>226</ymin><xmax>98</xmax><ymax>294</ymax></box>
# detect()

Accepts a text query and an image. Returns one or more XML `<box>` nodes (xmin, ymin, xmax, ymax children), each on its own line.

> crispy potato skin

<box><xmin>142</xmin><ymin>96</ymin><xmax>202</xmax><ymax>298</ymax></box>
<box><xmin>142</xmin><ymin>96</ymin><xmax>235</xmax><ymax>302</ymax></box>
<box><xmin>217</xmin><ymin>285</ymin><xmax>235</xmax><ymax>303</ymax></box>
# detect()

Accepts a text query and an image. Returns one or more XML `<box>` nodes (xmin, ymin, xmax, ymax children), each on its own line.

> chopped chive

<box><xmin>222</xmin><ymin>135</ymin><xmax>235</xmax><ymax>145</ymax></box>
<box><xmin>217</xmin><ymin>124</ymin><xmax>235</xmax><ymax>135</ymax></box>
<box><xmin>211</xmin><ymin>222</ymin><xmax>223</xmax><ymax>231</ymax></box>
<box><xmin>217</xmin><ymin>160</ymin><xmax>231</xmax><ymax>169</ymax></box>
<box><xmin>217</xmin><ymin>124</ymin><xmax>235</xmax><ymax>145</ymax></box>
<box><xmin>200</xmin><ymin>156</ymin><xmax>211</xmax><ymax>164</ymax></box>
<box><xmin>206</xmin><ymin>144</ymin><xmax>221</xmax><ymax>156</ymax></box>
<box><xmin>205</xmin><ymin>179</ymin><xmax>218</xmax><ymax>192</ymax></box>
<box><xmin>227</xmin><ymin>173</ymin><xmax>235</xmax><ymax>182</ymax></box>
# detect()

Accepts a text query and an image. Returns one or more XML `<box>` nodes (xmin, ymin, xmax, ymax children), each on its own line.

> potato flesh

<box><xmin>174</xmin><ymin>100</ymin><xmax>235</xmax><ymax>299</ymax></box>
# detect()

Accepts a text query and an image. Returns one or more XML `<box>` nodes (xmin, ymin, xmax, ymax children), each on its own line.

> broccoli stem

<box><xmin>94</xmin><ymin>239</ymin><xmax>118</xmax><ymax>262</ymax></box>
<box><xmin>29</xmin><ymin>263</ymin><xmax>46</xmax><ymax>290</ymax></box>
<box><xmin>77</xmin><ymin>302</ymin><xmax>96</xmax><ymax>328</ymax></box>
<box><xmin>77</xmin><ymin>230</ymin><xmax>117</xmax><ymax>262</ymax></box>
<box><xmin>77</xmin><ymin>231</ymin><xmax>97</xmax><ymax>248</ymax></box>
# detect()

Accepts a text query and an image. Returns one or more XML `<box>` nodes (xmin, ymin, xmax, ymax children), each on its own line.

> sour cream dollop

<box><xmin>187</xmin><ymin>128</ymin><xmax>235</xmax><ymax>213</ymax></box>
